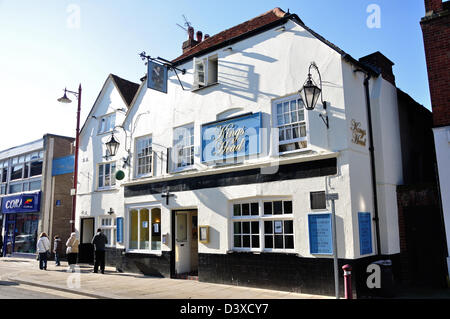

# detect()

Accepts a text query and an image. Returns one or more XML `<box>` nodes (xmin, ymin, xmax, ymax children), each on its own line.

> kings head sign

<box><xmin>201</xmin><ymin>112</ymin><xmax>262</xmax><ymax>163</ymax></box>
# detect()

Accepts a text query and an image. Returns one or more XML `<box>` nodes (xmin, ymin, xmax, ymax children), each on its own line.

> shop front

<box><xmin>1</xmin><ymin>192</ymin><xmax>41</xmax><ymax>256</ymax></box>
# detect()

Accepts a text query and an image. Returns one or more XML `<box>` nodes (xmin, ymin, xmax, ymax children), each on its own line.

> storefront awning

<box><xmin>1</xmin><ymin>192</ymin><xmax>41</xmax><ymax>214</ymax></box>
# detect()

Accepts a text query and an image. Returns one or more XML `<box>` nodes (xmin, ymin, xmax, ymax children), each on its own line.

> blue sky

<box><xmin>0</xmin><ymin>0</ymin><xmax>430</xmax><ymax>151</ymax></box>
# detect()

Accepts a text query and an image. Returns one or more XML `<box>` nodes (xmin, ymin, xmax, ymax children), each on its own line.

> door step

<box><xmin>176</xmin><ymin>272</ymin><xmax>198</xmax><ymax>280</ymax></box>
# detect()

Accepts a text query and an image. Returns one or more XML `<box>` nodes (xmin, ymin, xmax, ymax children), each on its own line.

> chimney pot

<box><xmin>204</xmin><ymin>34</ymin><xmax>210</xmax><ymax>39</ymax></box>
<box><xmin>425</xmin><ymin>0</ymin><xmax>443</xmax><ymax>13</ymax></box>
<box><xmin>188</xmin><ymin>26</ymin><xmax>194</xmax><ymax>40</ymax></box>
<box><xmin>196</xmin><ymin>30</ymin><xmax>203</xmax><ymax>42</ymax></box>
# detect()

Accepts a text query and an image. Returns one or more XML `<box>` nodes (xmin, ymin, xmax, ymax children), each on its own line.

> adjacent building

<box><xmin>421</xmin><ymin>0</ymin><xmax>450</xmax><ymax>281</ymax></box>
<box><xmin>1</xmin><ymin>134</ymin><xmax>75</xmax><ymax>257</ymax></box>
<box><xmin>76</xmin><ymin>8</ymin><xmax>436</xmax><ymax>296</ymax></box>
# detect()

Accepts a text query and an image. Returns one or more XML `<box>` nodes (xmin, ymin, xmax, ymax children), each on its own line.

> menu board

<box><xmin>358</xmin><ymin>212</ymin><xmax>373</xmax><ymax>255</ymax></box>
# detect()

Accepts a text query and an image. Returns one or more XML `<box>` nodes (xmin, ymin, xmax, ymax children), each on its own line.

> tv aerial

<box><xmin>176</xmin><ymin>14</ymin><xmax>193</xmax><ymax>34</ymax></box>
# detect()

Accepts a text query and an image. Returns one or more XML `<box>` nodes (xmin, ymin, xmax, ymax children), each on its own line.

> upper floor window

<box><xmin>98</xmin><ymin>113</ymin><xmax>116</xmax><ymax>134</ymax></box>
<box><xmin>0</xmin><ymin>160</ymin><xmax>8</xmax><ymax>183</ymax></box>
<box><xmin>135</xmin><ymin>136</ymin><xmax>152</xmax><ymax>178</ymax></box>
<box><xmin>98</xmin><ymin>162</ymin><xmax>116</xmax><ymax>189</ymax></box>
<box><xmin>172</xmin><ymin>124</ymin><xmax>194</xmax><ymax>171</ymax></box>
<box><xmin>9</xmin><ymin>151</ymin><xmax>43</xmax><ymax>181</ymax></box>
<box><xmin>273</xmin><ymin>95</ymin><xmax>308</xmax><ymax>153</ymax></box>
<box><xmin>193</xmin><ymin>55</ymin><xmax>218</xmax><ymax>90</ymax></box>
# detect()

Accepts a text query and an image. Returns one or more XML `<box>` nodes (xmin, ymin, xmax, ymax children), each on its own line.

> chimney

<box><xmin>182</xmin><ymin>26</ymin><xmax>199</xmax><ymax>53</ymax></box>
<box><xmin>425</xmin><ymin>0</ymin><xmax>443</xmax><ymax>14</ymax></box>
<box><xmin>196</xmin><ymin>30</ymin><xmax>203</xmax><ymax>43</ymax></box>
<box><xmin>359</xmin><ymin>51</ymin><xmax>396</xmax><ymax>86</ymax></box>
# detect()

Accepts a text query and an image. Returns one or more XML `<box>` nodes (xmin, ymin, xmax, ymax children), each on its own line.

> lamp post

<box><xmin>57</xmin><ymin>84</ymin><xmax>82</xmax><ymax>233</ymax></box>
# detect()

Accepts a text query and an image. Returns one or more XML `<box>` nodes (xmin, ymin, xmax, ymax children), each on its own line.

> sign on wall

<box><xmin>358</xmin><ymin>212</ymin><xmax>373</xmax><ymax>255</ymax></box>
<box><xmin>52</xmin><ymin>155</ymin><xmax>75</xmax><ymax>176</ymax></box>
<box><xmin>1</xmin><ymin>192</ymin><xmax>41</xmax><ymax>214</ymax></box>
<box><xmin>201</xmin><ymin>112</ymin><xmax>262</xmax><ymax>163</ymax></box>
<box><xmin>116</xmin><ymin>217</ymin><xmax>124</xmax><ymax>243</ymax></box>
<box><xmin>308</xmin><ymin>213</ymin><xmax>333</xmax><ymax>255</ymax></box>
<box><xmin>147</xmin><ymin>60</ymin><xmax>168</xmax><ymax>93</ymax></box>
<box><xmin>350</xmin><ymin>119</ymin><xmax>367</xmax><ymax>146</ymax></box>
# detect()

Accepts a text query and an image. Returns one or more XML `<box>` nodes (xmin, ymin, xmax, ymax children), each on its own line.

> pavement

<box><xmin>0</xmin><ymin>256</ymin><xmax>331</xmax><ymax>299</ymax></box>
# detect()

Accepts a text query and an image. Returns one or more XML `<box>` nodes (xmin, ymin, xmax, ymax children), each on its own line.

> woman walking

<box><xmin>65</xmin><ymin>232</ymin><xmax>79</xmax><ymax>272</ymax></box>
<box><xmin>36</xmin><ymin>232</ymin><xmax>50</xmax><ymax>270</ymax></box>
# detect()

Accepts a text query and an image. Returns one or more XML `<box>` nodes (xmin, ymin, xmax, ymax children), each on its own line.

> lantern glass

<box><xmin>302</xmin><ymin>79</ymin><xmax>321</xmax><ymax>111</ymax></box>
<box><xmin>106</xmin><ymin>134</ymin><xmax>120</xmax><ymax>157</ymax></box>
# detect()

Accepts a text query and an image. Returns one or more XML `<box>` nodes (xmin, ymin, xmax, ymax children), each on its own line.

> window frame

<box><xmin>171</xmin><ymin>123</ymin><xmax>195</xmax><ymax>172</ymax></box>
<box><xmin>125</xmin><ymin>204</ymin><xmax>162</xmax><ymax>254</ymax></box>
<box><xmin>97</xmin><ymin>161</ymin><xmax>116</xmax><ymax>190</ymax></box>
<box><xmin>272</xmin><ymin>94</ymin><xmax>310</xmax><ymax>155</ymax></box>
<box><xmin>134</xmin><ymin>134</ymin><xmax>153</xmax><ymax>179</ymax></box>
<box><xmin>231</xmin><ymin>197</ymin><xmax>295</xmax><ymax>253</ymax></box>
<box><xmin>193</xmin><ymin>54</ymin><xmax>219</xmax><ymax>90</ymax></box>
<box><xmin>97</xmin><ymin>112</ymin><xmax>116</xmax><ymax>135</ymax></box>
<box><xmin>99</xmin><ymin>216</ymin><xmax>116</xmax><ymax>247</ymax></box>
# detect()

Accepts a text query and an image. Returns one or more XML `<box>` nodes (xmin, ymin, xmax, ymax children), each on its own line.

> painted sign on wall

<box><xmin>201</xmin><ymin>112</ymin><xmax>262</xmax><ymax>162</ymax></box>
<box><xmin>350</xmin><ymin>119</ymin><xmax>367</xmax><ymax>146</ymax></box>
<box><xmin>358</xmin><ymin>212</ymin><xmax>373</xmax><ymax>255</ymax></box>
<box><xmin>1</xmin><ymin>192</ymin><xmax>41</xmax><ymax>214</ymax></box>
<box><xmin>308</xmin><ymin>213</ymin><xmax>333</xmax><ymax>255</ymax></box>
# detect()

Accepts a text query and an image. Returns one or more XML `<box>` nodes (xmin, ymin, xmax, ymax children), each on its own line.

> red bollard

<box><xmin>342</xmin><ymin>264</ymin><xmax>353</xmax><ymax>299</ymax></box>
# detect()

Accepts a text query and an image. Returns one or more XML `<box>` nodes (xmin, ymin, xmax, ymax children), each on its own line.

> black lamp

<box><xmin>106</xmin><ymin>133</ymin><xmax>120</xmax><ymax>157</ymax></box>
<box><xmin>300</xmin><ymin>62</ymin><xmax>329</xmax><ymax>128</ymax></box>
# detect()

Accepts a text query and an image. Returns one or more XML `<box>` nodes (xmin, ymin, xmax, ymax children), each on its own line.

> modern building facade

<box><xmin>1</xmin><ymin>134</ymin><xmax>75</xmax><ymax>257</ymax></box>
<box><xmin>421</xmin><ymin>0</ymin><xmax>450</xmax><ymax>280</ymax></box>
<box><xmin>76</xmin><ymin>8</ymin><xmax>434</xmax><ymax>296</ymax></box>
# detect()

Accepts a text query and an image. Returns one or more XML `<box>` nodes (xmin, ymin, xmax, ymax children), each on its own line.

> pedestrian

<box><xmin>53</xmin><ymin>235</ymin><xmax>63</xmax><ymax>266</ymax></box>
<box><xmin>65</xmin><ymin>232</ymin><xmax>79</xmax><ymax>272</ymax></box>
<box><xmin>36</xmin><ymin>232</ymin><xmax>51</xmax><ymax>270</ymax></box>
<box><xmin>91</xmin><ymin>228</ymin><xmax>108</xmax><ymax>274</ymax></box>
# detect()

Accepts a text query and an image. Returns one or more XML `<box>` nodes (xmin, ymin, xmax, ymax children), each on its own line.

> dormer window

<box><xmin>193</xmin><ymin>55</ymin><xmax>218</xmax><ymax>90</ymax></box>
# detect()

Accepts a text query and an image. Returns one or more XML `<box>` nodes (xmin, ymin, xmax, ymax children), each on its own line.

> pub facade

<box><xmin>76</xmin><ymin>8</ymin><xmax>424</xmax><ymax>296</ymax></box>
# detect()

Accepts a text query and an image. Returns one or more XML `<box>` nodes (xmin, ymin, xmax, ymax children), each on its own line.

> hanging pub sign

<box><xmin>147</xmin><ymin>60</ymin><xmax>168</xmax><ymax>93</ymax></box>
<box><xmin>201</xmin><ymin>112</ymin><xmax>262</xmax><ymax>163</ymax></box>
<box><xmin>308</xmin><ymin>213</ymin><xmax>333</xmax><ymax>255</ymax></box>
<box><xmin>1</xmin><ymin>192</ymin><xmax>41</xmax><ymax>214</ymax></box>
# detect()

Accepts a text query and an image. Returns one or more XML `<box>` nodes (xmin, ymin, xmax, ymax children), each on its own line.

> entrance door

<box><xmin>4</xmin><ymin>214</ymin><xmax>16</xmax><ymax>256</ymax></box>
<box><xmin>174</xmin><ymin>210</ymin><xmax>198</xmax><ymax>276</ymax></box>
<box><xmin>78</xmin><ymin>217</ymin><xmax>95</xmax><ymax>263</ymax></box>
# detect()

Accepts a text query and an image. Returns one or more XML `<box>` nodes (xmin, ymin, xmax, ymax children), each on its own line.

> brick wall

<box><xmin>421</xmin><ymin>0</ymin><xmax>450</xmax><ymax>127</ymax></box>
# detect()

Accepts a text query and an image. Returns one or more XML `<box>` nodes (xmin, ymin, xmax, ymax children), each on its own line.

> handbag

<box><xmin>66</xmin><ymin>246</ymin><xmax>72</xmax><ymax>254</ymax></box>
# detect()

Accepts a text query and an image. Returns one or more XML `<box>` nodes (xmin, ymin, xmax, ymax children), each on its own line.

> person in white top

<box><xmin>36</xmin><ymin>232</ymin><xmax>51</xmax><ymax>270</ymax></box>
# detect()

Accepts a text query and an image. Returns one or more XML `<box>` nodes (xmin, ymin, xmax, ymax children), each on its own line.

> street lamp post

<box><xmin>57</xmin><ymin>84</ymin><xmax>82</xmax><ymax>233</ymax></box>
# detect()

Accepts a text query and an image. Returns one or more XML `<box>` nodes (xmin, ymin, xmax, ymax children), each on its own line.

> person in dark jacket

<box><xmin>91</xmin><ymin>228</ymin><xmax>108</xmax><ymax>274</ymax></box>
<box><xmin>53</xmin><ymin>235</ymin><xmax>63</xmax><ymax>266</ymax></box>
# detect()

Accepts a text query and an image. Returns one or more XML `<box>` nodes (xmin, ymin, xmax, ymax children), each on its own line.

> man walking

<box><xmin>91</xmin><ymin>228</ymin><xmax>108</xmax><ymax>274</ymax></box>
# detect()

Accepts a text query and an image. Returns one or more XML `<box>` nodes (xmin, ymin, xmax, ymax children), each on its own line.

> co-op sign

<box><xmin>1</xmin><ymin>192</ymin><xmax>41</xmax><ymax>214</ymax></box>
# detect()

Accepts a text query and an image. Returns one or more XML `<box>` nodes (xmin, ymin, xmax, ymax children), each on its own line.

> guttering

<box><xmin>354</xmin><ymin>68</ymin><xmax>382</xmax><ymax>256</ymax></box>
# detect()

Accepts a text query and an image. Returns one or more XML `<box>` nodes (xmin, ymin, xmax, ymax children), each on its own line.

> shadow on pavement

<box><xmin>0</xmin><ymin>281</ymin><xmax>20</xmax><ymax>286</ymax></box>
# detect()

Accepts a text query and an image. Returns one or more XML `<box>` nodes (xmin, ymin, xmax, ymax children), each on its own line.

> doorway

<box><xmin>172</xmin><ymin>210</ymin><xmax>198</xmax><ymax>278</ymax></box>
<box><xmin>78</xmin><ymin>217</ymin><xmax>95</xmax><ymax>263</ymax></box>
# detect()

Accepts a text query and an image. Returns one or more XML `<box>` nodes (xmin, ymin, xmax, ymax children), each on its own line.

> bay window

<box><xmin>273</xmin><ymin>95</ymin><xmax>308</xmax><ymax>153</ymax></box>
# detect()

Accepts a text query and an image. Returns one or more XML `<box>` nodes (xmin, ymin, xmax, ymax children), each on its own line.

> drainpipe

<box><xmin>355</xmin><ymin>70</ymin><xmax>382</xmax><ymax>256</ymax></box>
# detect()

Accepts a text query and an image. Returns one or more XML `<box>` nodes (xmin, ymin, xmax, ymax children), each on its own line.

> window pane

<box><xmin>9</xmin><ymin>183</ymin><xmax>22</xmax><ymax>194</ymax></box>
<box><xmin>265</xmin><ymin>235</ymin><xmax>273</xmax><ymax>249</ymax></box>
<box><xmin>29</xmin><ymin>180</ymin><xmax>41</xmax><ymax>191</ymax></box>
<box><xmin>242</xmin><ymin>203</ymin><xmax>250</xmax><ymax>216</ymax></box>
<box><xmin>273</xmin><ymin>201</ymin><xmax>282</xmax><ymax>215</ymax></box>
<box><xmin>129</xmin><ymin>210</ymin><xmax>138</xmax><ymax>249</ymax></box>
<box><xmin>264</xmin><ymin>202</ymin><xmax>272</xmax><ymax>215</ymax></box>
<box><xmin>30</xmin><ymin>160</ymin><xmax>43</xmax><ymax>176</ymax></box>
<box><xmin>284</xmin><ymin>201</ymin><xmax>293</xmax><ymax>214</ymax></box>
<box><xmin>242</xmin><ymin>235</ymin><xmax>250</xmax><ymax>248</ymax></box>
<box><xmin>264</xmin><ymin>221</ymin><xmax>273</xmax><ymax>234</ymax></box>
<box><xmin>176</xmin><ymin>213</ymin><xmax>187</xmax><ymax>241</ymax></box>
<box><xmin>140</xmin><ymin>209</ymin><xmax>149</xmax><ymax>250</ymax></box>
<box><xmin>10</xmin><ymin>165</ymin><xmax>23</xmax><ymax>180</ymax></box>
<box><xmin>290</xmin><ymin>100</ymin><xmax>297</xmax><ymax>111</ymax></box>
<box><xmin>233</xmin><ymin>222</ymin><xmax>241</xmax><ymax>234</ymax></box>
<box><xmin>151</xmin><ymin>208</ymin><xmax>161</xmax><ymax>250</ymax></box>
<box><xmin>251</xmin><ymin>221</ymin><xmax>259</xmax><ymax>234</ymax></box>
<box><xmin>242</xmin><ymin>221</ymin><xmax>250</xmax><ymax>234</ymax></box>
<box><xmin>233</xmin><ymin>204</ymin><xmax>241</xmax><ymax>216</ymax></box>
<box><xmin>98</xmin><ymin>164</ymin><xmax>104</xmax><ymax>188</ymax></box>
<box><xmin>274</xmin><ymin>235</ymin><xmax>284</xmax><ymax>248</ymax></box>
<box><xmin>234</xmin><ymin>235</ymin><xmax>241</xmax><ymax>247</ymax></box>
<box><xmin>310</xmin><ymin>191</ymin><xmax>326</xmax><ymax>210</ymax></box>
<box><xmin>285</xmin><ymin>235</ymin><xmax>294</xmax><ymax>249</ymax></box>
<box><xmin>284</xmin><ymin>220</ymin><xmax>293</xmax><ymax>234</ymax></box>
<box><xmin>250</xmin><ymin>203</ymin><xmax>259</xmax><ymax>216</ymax></box>
<box><xmin>283</xmin><ymin>102</ymin><xmax>289</xmax><ymax>113</ymax></box>
<box><xmin>252</xmin><ymin>235</ymin><xmax>260</xmax><ymax>248</ymax></box>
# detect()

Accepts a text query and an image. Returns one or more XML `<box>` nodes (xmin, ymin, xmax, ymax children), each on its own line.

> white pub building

<box><xmin>76</xmin><ymin>8</ymin><xmax>428</xmax><ymax>296</ymax></box>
